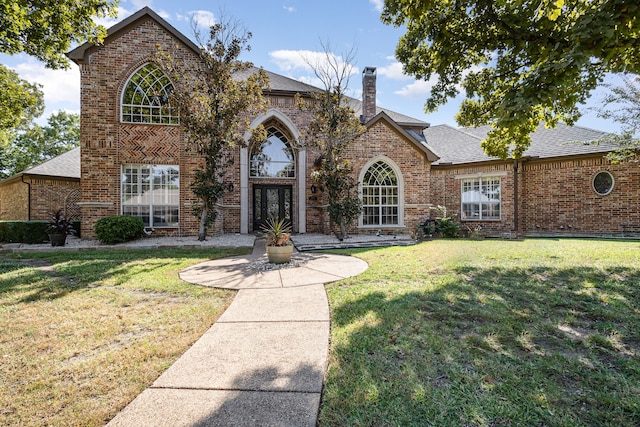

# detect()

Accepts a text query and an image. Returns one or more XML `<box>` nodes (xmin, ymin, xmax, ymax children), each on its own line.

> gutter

<box><xmin>21</xmin><ymin>175</ymin><xmax>31</xmax><ymax>220</ymax></box>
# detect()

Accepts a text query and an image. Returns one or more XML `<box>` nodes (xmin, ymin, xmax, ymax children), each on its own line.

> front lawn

<box><xmin>0</xmin><ymin>248</ymin><xmax>247</xmax><ymax>426</ymax></box>
<box><xmin>320</xmin><ymin>239</ymin><xmax>640</xmax><ymax>426</ymax></box>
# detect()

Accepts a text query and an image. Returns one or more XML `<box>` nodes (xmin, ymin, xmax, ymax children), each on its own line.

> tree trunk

<box><xmin>198</xmin><ymin>206</ymin><xmax>208</xmax><ymax>241</ymax></box>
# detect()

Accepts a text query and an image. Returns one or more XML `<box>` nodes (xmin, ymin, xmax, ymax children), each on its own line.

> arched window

<box><xmin>361</xmin><ymin>160</ymin><xmax>400</xmax><ymax>226</ymax></box>
<box><xmin>121</xmin><ymin>63</ymin><xmax>178</xmax><ymax>124</ymax></box>
<box><xmin>250</xmin><ymin>126</ymin><xmax>295</xmax><ymax>178</ymax></box>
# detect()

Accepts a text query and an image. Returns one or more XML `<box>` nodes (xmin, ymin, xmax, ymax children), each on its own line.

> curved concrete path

<box><xmin>107</xmin><ymin>240</ymin><xmax>368</xmax><ymax>427</ymax></box>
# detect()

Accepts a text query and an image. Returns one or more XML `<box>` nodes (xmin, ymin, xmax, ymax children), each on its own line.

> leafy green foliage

<box><xmin>0</xmin><ymin>111</ymin><xmax>79</xmax><ymax>178</ymax></box>
<box><xmin>0</xmin><ymin>0</ymin><xmax>118</xmax><ymax>69</ymax></box>
<box><xmin>94</xmin><ymin>216</ymin><xmax>145</xmax><ymax>245</ymax></box>
<box><xmin>0</xmin><ymin>221</ymin><xmax>49</xmax><ymax>243</ymax></box>
<box><xmin>592</xmin><ymin>75</ymin><xmax>640</xmax><ymax>164</ymax></box>
<box><xmin>382</xmin><ymin>0</ymin><xmax>640</xmax><ymax>159</ymax></box>
<box><xmin>0</xmin><ymin>64</ymin><xmax>44</xmax><ymax>147</ymax></box>
<box><xmin>261</xmin><ymin>217</ymin><xmax>292</xmax><ymax>246</ymax></box>
<box><xmin>158</xmin><ymin>15</ymin><xmax>269</xmax><ymax>240</ymax></box>
<box><xmin>296</xmin><ymin>46</ymin><xmax>366</xmax><ymax>240</ymax></box>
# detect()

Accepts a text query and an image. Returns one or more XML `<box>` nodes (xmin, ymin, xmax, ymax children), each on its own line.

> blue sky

<box><xmin>0</xmin><ymin>0</ymin><xmax>624</xmax><ymax>132</ymax></box>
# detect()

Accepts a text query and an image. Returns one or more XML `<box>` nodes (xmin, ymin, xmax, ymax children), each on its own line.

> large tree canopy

<box><xmin>382</xmin><ymin>0</ymin><xmax>640</xmax><ymax>159</ymax></box>
<box><xmin>0</xmin><ymin>0</ymin><xmax>118</xmax><ymax>69</ymax></box>
<box><xmin>0</xmin><ymin>111</ymin><xmax>79</xmax><ymax>179</ymax></box>
<box><xmin>0</xmin><ymin>64</ymin><xmax>43</xmax><ymax>143</ymax></box>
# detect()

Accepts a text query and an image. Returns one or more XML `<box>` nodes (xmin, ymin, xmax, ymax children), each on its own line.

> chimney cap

<box><xmin>363</xmin><ymin>66</ymin><xmax>377</xmax><ymax>75</ymax></box>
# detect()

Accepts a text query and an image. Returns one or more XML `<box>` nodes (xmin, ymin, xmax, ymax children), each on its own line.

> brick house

<box><xmin>63</xmin><ymin>7</ymin><xmax>639</xmax><ymax>239</ymax></box>
<box><xmin>0</xmin><ymin>147</ymin><xmax>81</xmax><ymax>221</ymax></box>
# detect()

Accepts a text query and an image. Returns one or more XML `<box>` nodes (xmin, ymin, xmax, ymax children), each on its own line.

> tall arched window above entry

<box><xmin>361</xmin><ymin>160</ymin><xmax>400</xmax><ymax>226</ymax></box>
<box><xmin>250</xmin><ymin>126</ymin><xmax>295</xmax><ymax>178</ymax></box>
<box><xmin>121</xmin><ymin>63</ymin><xmax>179</xmax><ymax>124</ymax></box>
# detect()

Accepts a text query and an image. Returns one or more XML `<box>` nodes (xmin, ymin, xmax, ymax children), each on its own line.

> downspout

<box><xmin>21</xmin><ymin>175</ymin><xmax>31</xmax><ymax>220</ymax></box>
<box><xmin>513</xmin><ymin>159</ymin><xmax>518</xmax><ymax>236</ymax></box>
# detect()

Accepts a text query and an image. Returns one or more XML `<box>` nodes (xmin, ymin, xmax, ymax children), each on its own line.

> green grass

<box><xmin>320</xmin><ymin>239</ymin><xmax>640</xmax><ymax>426</ymax></box>
<box><xmin>0</xmin><ymin>247</ymin><xmax>248</xmax><ymax>427</ymax></box>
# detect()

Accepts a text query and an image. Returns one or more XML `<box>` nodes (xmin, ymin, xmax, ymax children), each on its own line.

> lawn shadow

<box><xmin>324</xmin><ymin>263</ymin><xmax>640</xmax><ymax>426</ymax></box>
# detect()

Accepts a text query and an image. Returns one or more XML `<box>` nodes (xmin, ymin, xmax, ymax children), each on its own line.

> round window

<box><xmin>593</xmin><ymin>171</ymin><xmax>614</xmax><ymax>195</ymax></box>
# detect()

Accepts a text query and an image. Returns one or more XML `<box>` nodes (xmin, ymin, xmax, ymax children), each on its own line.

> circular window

<box><xmin>593</xmin><ymin>171</ymin><xmax>614</xmax><ymax>195</ymax></box>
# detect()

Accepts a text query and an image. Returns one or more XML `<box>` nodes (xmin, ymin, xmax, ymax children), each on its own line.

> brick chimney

<box><xmin>362</xmin><ymin>66</ymin><xmax>377</xmax><ymax>123</ymax></box>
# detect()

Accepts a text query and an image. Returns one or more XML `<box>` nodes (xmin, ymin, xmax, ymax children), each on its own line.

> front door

<box><xmin>253</xmin><ymin>185</ymin><xmax>292</xmax><ymax>231</ymax></box>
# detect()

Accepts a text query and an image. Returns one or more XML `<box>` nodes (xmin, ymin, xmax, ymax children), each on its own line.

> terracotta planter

<box><xmin>49</xmin><ymin>233</ymin><xmax>67</xmax><ymax>247</ymax></box>
<box><xmin>266</xmin><ymin>245</ymin><xmax>293</xmax><ymax>264</ymax></box>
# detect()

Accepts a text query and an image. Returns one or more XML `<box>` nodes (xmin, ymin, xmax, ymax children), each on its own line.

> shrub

<box><xmin>430</xmin><ymin>205</ymin><xmax>461</xmax><ymax>238</ymax></box>
<box><xmin>0</xmin><ymin>221</ymin><xmax>49</xmax><ymax>244</ymax></box>
<box><xmin>94</xmin><ymin>216</ymin><xmax>145</xmax><ymax>245</ymax></box>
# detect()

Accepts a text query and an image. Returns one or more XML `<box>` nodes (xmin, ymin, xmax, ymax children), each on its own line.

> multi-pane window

<box><xmin>361</xmin><ymin>161</ymin><xmax>399</xmax><ymax>226</ymax></box>
<box><xmin>122</xmin><ymin>165</ymin><xmax>179</xmax><ymax>227</ymax></box>
<box><xmin>461</xmin><ymin>177</ymin><xmax>501</xmax><ymax>220</ymax></box>
<box><xmin>121</xmin><ymin>63</ymin><xmax>178</xmax><ymax>124</ymax></box>
<box><xmin>250</xmin><ymin>127</ymin><xmax>295</xmax><ymax>178</ymax></box>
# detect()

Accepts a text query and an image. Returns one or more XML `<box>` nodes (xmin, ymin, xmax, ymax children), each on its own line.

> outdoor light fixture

<box><xmin>226</xmin><ymin>183</ymin><xmax>234</xmax><ymax>192</ymax></box>
<box><xmin>310</xmin><ymin>184</ymin><xmax>317</xmax><ymax>193</ymax></box>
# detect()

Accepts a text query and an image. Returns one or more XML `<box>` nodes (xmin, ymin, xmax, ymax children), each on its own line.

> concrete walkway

<box><xmin>107</xmin><ymin>240</ymin><xmax>368</xmax><ymax>427</ymax></box>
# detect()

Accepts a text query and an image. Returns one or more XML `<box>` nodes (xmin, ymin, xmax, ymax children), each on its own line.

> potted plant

<box><xmin>47</xmin><ymin>209</ymin><xmax>75</xmax><ymax>247</ymax></box>
<box><xmin>262</xmin><ymin>217</ymin><xmax>293</xmax><ymax>264</ymax></box>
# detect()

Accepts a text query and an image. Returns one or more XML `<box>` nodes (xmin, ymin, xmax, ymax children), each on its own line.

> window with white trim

<box><xmin>122</xmin><ymin>165</ymin><xmax>179</xmax><ymax>227</ymax></box>
<box><xmin>461</xmin><ymin>177</ymin><xmax>501</xmax><ymax>220</ymax></box>
<box><xmin>361</xmin><ymin>160</ymin><xmax>399</xmax><ymax>226</ymax></box>
<box><xmin>121</xmin><ymin>63</ymin><xmax>178</xmax><ymax>124</ymax></box>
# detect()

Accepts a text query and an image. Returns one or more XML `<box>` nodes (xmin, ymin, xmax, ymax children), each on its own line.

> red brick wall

<box><xmin>520</xmin><ymin>156</ymin><xmax>640</xmax><ymax>236</ymax></box>
<box><xmin>430</xmin><ymin>162</ymin><xmax>515</xmax><ymax>236</ymax></box>
<box><xmin>0</xmin><ymin>179</ymin><xmax>29</xmax><ymax>220</ymax></box>
<box><xmin>0</xmin><ymin>176</ymin><xmax>79</xmax><ymax>221</ymax></box>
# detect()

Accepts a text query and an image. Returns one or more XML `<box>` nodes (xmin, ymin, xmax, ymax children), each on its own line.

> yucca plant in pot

<box><xmin>47</xmin><ymin>209</ymin><xmax>75</xmax><ymax>247</ymax></box>
<box><xmin>261</xmin><ymin>217</ymin><xmax>293</xmax><ymax>264</ymax></box>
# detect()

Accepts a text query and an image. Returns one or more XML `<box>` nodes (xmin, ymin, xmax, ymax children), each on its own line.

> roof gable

<box><xmin>67</xmin><ymin>7</ymin><xmax>200</xmax><ymax>64</ymax></box>
<box><xmin>0</xmin><ymin>147</ymin><xmax>80</xmax><ymax>185</ymax></box>
<box><xmin>365</xmin><ymin>112</ymin><xmax>439</xmax><ymax>162</ymax></box>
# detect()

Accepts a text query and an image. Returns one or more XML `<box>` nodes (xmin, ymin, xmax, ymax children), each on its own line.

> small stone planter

<box><xmin>266</xmin><ymin>245</ymin><xmax>293</xmax><ymax>264</ymax></box>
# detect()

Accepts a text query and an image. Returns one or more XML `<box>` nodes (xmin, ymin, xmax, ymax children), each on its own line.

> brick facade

<box><xmin>67</xmin><ymin>8</ymin><xmax>640</xmax><ymax>240</ymax></box>
<box><xmin>0</xmin><ymin>175</ymin><xmax>79</xmax><ymax>221</ymax></box>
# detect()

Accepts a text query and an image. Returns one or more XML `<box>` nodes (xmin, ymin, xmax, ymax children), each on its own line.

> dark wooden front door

<box><xmin>253</xmin><ymin>185</ymin><xmax>292</xmax><ymax>230</ymax></box>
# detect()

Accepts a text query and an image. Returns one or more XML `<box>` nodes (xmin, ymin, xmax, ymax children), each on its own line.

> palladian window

<box><xmin>250</xmin><ymin>126</ymin><xmax>295</xmax><ymax>178</ymax></box>
<box><xmin>121</xmin><ymin>63</ymin><xmax>178</xmax><ymax>124</ymax></box>
<box><xmin>361</xmin><ymin>160</ymin><xmax>399</xmax><ymax>226</ymax></box>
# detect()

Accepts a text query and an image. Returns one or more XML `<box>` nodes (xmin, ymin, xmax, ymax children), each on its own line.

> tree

<box><xmin>0</xmin><ymin>0</ymin><xmax>118</xmax><ymax>68</ymax></box>
<box><xmin>593</xmin><ymin>74</ymin><xmax>640</xmax><ymax>164</ymax></box>
<box><xmin>382</xmin><ymin>0</ymin><xmax>640</xmax><ymax>159</ymax></box>
<box><xmin>0</xmin><ymin>64</ymin><xmax>44</xmax><ymax>146</ymax></box>
<box><xmin>296</xmin><ymin>45</ymin><xmax>367</xmax><ymax>240</ymax></box>
<box><xmin>0</xmin><ymin>111</ymin><xmax>79</xmax><ymax>179</ymax></box>
<box><xmin>158</xmin><ymin>16</ymin><xmax>269</xmax><ymax>241</ymax></box>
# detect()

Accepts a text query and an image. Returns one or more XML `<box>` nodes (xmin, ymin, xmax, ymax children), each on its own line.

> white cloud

<box><xmin>269</xmin><ymin>49</ymin><xmax>359</xmax><ymax>76</ymax></box>
<box><xmin>369</xmin><ymin>0</ymin><xmax>384</xmax><ymax>12</ymax></box>
<box><xmin>184</xmin><ymin>10</ymin><xmax>216</xmax><ymax>28</ymax></box>
<box><xmin>12</xmin><ymin>61</ymin><xmax>80</xmax><ymax>106</ymax></box>
<box><xmin>377</xmin><ymin>59</ymin><xmax>412</xmax><ymax>81</ymax></box>
<box><xmin>130</xmin><ymin>0</ymin><xmax>153</xmax><ymax>9</ymax></box>
<box><xmin>94</xmin><ymin>6</ymin><xmax>133</xmax><ymax>28</ymax></box>
<box><xmin>156</xmin><ymin>9</ymin><xmax>171</xmax><ymax>20</ymax></box>
<box><xmin>283</xmin><ymin>4</ymin><xmax>296</xmax><ymax>13</ymax></box>
<box><xmin>395</xmin><ymin>78</ymin><xmax>437</xmax><ymax>98</ymax></box>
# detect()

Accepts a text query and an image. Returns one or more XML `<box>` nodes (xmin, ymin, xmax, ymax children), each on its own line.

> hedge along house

<box><xmin>66</xmin><ymin>7</ymin><xmax>438</xmax><ymax>238</ymax></box>
<box><xmin>66</xmin><ymin>7</ymin><xmax>639</xmax><ymax>240</ymax></box>
<box><xmin>0</xmin><ymin>147</ymin><xmax>81</xmax><ymax>222</ymax></box>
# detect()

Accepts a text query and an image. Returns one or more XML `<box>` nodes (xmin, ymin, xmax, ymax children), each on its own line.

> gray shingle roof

<box><xmin>23</xmin><ymin>147</ymin><xmax>81</xmax><ymax>179</ymax></box>
<box><xmin>426</xmin><ymin>122</ymin><xmax>613</xmax><ymax>165</ymax></box>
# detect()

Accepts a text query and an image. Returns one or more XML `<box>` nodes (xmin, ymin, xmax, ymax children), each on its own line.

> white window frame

<box><xmin>358</xmin><ymin>156</ymin><xmax>404</xmax><ymax>228</ymax></box>
<box><xmin>121</xmin><ymin>164</ymin><xmax>180</xmax><ymax>228</ymax></box>
<box><xmin>460</xmin><ymin>176</ymin><xmax>502</xmax><ymax>221</ymax></box>
<box><xmin>121</xmin><ymin>63</ymin><xmax>179</xmax><ymax>125</ymax></box>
